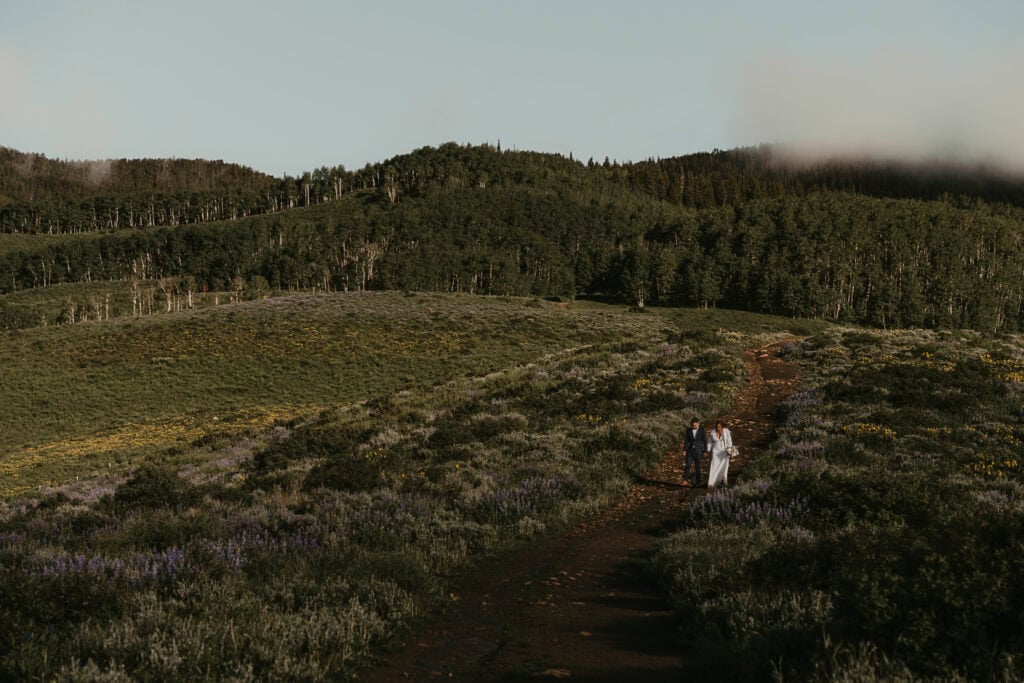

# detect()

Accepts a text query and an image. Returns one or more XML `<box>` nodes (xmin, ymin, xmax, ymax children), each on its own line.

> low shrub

<box><xmin>303</xmin><ymin>448</ymin><xmax>394</xmax><ymax>493</ymax></box>
<box><xmin>101</xmin><ymin>465</ymin><xmax>198</xmax><ymax>513</ymax></box>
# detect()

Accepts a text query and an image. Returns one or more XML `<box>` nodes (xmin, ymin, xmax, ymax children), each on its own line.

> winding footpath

<box><xmin>365</xmin><ymin>339</ymin><xmax>801</xmax><ymax>681</ymax></box>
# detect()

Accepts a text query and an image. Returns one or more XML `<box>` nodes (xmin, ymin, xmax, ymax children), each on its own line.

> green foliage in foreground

<box><xmin>653</xmin><ymin>328</ymin><xmax>1024</xmax><ymax>681</ymax></box>
<box><xmin>0</xmin><ymin>304</ymin><xmax>784</xmax><ymax>679</ymax></box>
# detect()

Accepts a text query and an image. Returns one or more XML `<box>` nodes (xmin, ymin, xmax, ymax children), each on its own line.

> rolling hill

<box><xmin>2</xmin><ymin>142</ymin><xmax>1023</xmax><ymax>332</ymax></box>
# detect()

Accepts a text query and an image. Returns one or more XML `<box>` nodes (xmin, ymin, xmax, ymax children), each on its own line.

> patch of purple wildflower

<box><xmin>347</xmin><ymin>495</ymin><xmax>436</xmax><ymax>541</ymax></box>
<box><xmin>35</xmin><ymin>547</ymin><xmax>191</xmax><ymax>584</ymax></box>
<box><xmin>782</xmin><ymin>389</ymin><xmax>826</xmax><ymax>432</ymax></box>
<box><xmin>0</xmin><ymin>531</ymin><xmax>23</xmax><ymax>546</ymax></box>
<box><xmin>689</xmin><ymin>489</ymin><xmax>809</xmax><ymax>528</ymax></box>
<box><xmin>476</xmin><ymin>476</ymin><xmax>583</xmax><ymax>523</ymax></box>
<box><xmin>684</xmin><ymin>391</ymin><xmax>714</xmax><ymax>407</ymax></box>
<box><xmin>776</xmin><ymin>441</ymin><xmax>825</xmax><ymax>459</ymax></box>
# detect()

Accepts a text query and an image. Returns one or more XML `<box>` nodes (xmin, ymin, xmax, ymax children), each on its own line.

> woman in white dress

<box><xmin>707</xmin><ymin>419</ymin><xmax>733</xmax><ymax>489</ymax></box>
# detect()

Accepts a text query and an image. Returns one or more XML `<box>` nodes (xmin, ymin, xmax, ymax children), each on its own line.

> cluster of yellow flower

<box><xmin>924</xmin><ymin>425</ymin><xmax>981</xmax><ymax>437</ymax></box>
<box><xmin>576</xmin><ymin>413</ymin><xmax>603</xmax><ymax>423</ymax></box>
<box><xmin>964</xmin><ymin>455</ymin><xmax>1020</xmax><ymax>479</ymax></box>
<box><xmin>923</xmin><ymin>426</ymin><xmax>954</xmax><ymax>436</ymax></box>
<box><xmin>975</xmin><ymin>424</ymin><xmax>1022</xmax><ymax>447</ymax></box>
<box><xmin>996</xmin><ymin>425</ymin><xmax>1021</xmax><ymax>446</ymax></box>
<box><xmin>854</xmin><ymin>352</ymin><xmax>955</xmax><ymax>373</ymax></box>
<box><xmin>2</xmin><ymin>404</ymin><xmax>323</xmax><ymax>496</ymax></box>
<box><xmin>977</xmin><ymin>354</ymin><xmax>1024</xmax><ymax>382</ymax></box>
<box><xmin>921</xmin><ymin>424</ymin><xmax>1019</xmax><ymax>447</ymax></box>
<box><xmin>362</xmin><ymin>447</ymin><xmax>388</xmax><ymax>460</ymax></box>
<box><xmin>841</xmin><ymin>423</ymin><xmax>897</xmax><ymax>440</ymax></box>
<box><xmin>630</xmin><ymin>376</ymin><xmax>686</xmax><ymax>393</ymax></box>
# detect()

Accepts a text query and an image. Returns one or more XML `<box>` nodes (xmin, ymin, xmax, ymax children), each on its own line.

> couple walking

<box><xmin>682</xmin><ymin>416</ymin><xmax>734</xmax><ymax>489</ymax></box>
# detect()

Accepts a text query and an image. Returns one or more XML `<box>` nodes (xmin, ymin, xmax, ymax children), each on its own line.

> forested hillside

<box><xmin>0</xmin><ymin>146</ymin><xmax>344</xmax><ymax>233</ymax></box>
<box><xmin>2</xmin><ymin>143</ymin><xmax>1023</xmax><ymax>331</ymax></box>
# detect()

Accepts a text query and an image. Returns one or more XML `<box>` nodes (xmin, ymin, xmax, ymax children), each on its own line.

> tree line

<box><xmin>0</xmin><ymin>147</ymin><xmax>356</xmax><ymax>235</ymax></box>
<box><xmin>6</xmin><ymin>142</ymin><xmax>1024</xmax><ymax>239</ymax></box>
<box><xmin>2</xmin><ymin>177</ymin><xmax>1022</xmax><ymax>331</ymax></box>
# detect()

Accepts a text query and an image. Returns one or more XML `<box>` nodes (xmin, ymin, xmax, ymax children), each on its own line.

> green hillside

<box><xmin>0</xmin><ymin>146</ymin><xmax>278</xmax><ymax>201</ymax></box>
<box><xmin>0</xmin><ymin>292</ymin><xmax>810</xmax><ymax>679</ymax></box>
<box><xmin>3</xmin><ymin>143</ymin><xmax>1024</xmax><ymax>332</ymax></box>
<box><xmin>0</xmin><ymin>145</ymin><xmax>322</xmax><ymax>233</ymax></box>
<box><xmin>1</xmin><ymin>291</ymin><xmax>815</xmax><ymax>495</ymax></box>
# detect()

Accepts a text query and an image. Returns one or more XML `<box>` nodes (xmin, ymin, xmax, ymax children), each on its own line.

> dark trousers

<box><xmin>684</xmin><ymin>451</ymin><xmax>703</xmax><ymax>484</ymax></box>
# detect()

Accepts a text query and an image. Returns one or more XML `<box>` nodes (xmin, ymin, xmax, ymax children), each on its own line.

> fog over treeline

<box><xmin>728</xmin><ymin>47</ymin><xmax>1024</xmax><ymax>175</ymax></box>
<box><xmin>2</xmin><ymin>141</ymin><xmax>1024</xmax><ymax>334</ymax></box>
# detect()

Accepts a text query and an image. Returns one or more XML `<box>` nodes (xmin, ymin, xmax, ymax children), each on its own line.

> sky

<box><xmin>1</xmin><ymin>0</ymin><xmax>1022</xmax><ymax>176</ymax></box>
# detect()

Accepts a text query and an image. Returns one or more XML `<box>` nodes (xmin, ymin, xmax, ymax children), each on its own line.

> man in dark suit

<box><xmin>682</xmin><ymin>417</ymin><xmax>707</xmax><ymax>487</ymax></box>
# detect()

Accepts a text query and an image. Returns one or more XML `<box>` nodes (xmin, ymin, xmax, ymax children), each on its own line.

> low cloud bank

<box><xmin>731</xmin><ymin>48</ymin><xmax>1024</xmax><ymax>174</ymax></box>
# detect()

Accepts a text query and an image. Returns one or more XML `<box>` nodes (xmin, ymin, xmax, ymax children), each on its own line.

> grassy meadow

<box><xmin>0</xmin><ymin>291</ymin><xmax>818</xmax><ymax>680</ymax></box>
<box><xmin>0</xmin><ymin>279</ymin><xmax>246</xmax><ymax>330</ymax></box>
<box><xmin>1</xmin><ymin>292</ymin><xmax>734</xmax><ymax>494</ymax></box>
<box><xmin>653</xmin><ymin>327</ymin><xmax>1024</xmax><ymax>681</ymax></box>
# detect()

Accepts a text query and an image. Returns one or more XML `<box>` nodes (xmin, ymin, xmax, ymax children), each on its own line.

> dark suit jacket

<box><xmin>683</xmin><ymin>427</ymin><xmax>707</xmax><ymax>457</ymax></box>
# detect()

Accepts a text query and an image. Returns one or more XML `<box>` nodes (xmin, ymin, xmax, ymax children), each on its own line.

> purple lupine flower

<box><xmin>218</xmin><ymin>520</ymin><xmax>323</xmax><ymax>559</ymax></box>
<box><xmin>688</xmin><ymin>489</ymin><xmax>809</xmax><ymax>528</ymax></box>
<box><xmin>0</xmin><ymin>531</ymin><xmax>22</xmax><ymax>546</ymax></box>
<box><xmin>77</xmin><ymin>484</ymin><xmax>118</xmax><ymax>504</ymax></box>
<box><xmin>784</xmin><ymin>389</ymin><xmax>822</xmax><ymax>408</ymax></box>
<box><xmin>776</xmin><ymin>441</ymin><xmax>825</xmax><ymax>459</ymax></box>
<box><xmin>37</xmin><ymin>552</ymin><xmax>126</xmax><ymax>580</ymax></box>
<box><xmin>348</xmin><ymin>496</ymin><xmax>435</xmax><ymax>539</ymax></box>
<box><xmin>782</xmin><ymin>389</ymin><xmax>824</xmax><ymax>432</ymax></box>
<box><xmin>206</xmin><ymin>538</ymin><xmax>246</xmax><ymax>571</ymax></box>
<box><xmin>476</xmin><ymin>476</ymin><xmax>583</xmax><ymax>522</ymax></box>
<box><xmin>135</xmin><ymin>547</ymin><xmax>189</xmax><ymax>582</ymax></box>
<box><xmin>747</xmin><ymin>479</ymin><xmax>771</xmax><ymax>493</ymax></box>
<box><xmin>684</xmin><ymin>391</ymin><xmax>714</xmax><ymax>407</ymax></box>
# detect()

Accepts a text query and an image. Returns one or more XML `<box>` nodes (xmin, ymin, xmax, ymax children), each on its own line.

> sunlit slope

<box><xmin>0</xmin><ymin>291</ymin><xmax>821</xmax><ymax>493</ymax></box>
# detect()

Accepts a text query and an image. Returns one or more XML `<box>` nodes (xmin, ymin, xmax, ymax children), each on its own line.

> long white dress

<box><xmin>707</xmin><ymin>427</ymin><xmax>733</xmax><ymax>487</ymax></box>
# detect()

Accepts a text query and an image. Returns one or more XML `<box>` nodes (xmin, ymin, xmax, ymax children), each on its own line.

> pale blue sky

<box><xmin>2</xmin><ymin>1</ymin><xmax>1022</xmax><ymax>175</ymax></box>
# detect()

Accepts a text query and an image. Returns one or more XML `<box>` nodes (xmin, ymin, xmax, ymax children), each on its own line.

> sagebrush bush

<box><xmin>102</xmin><ymin>465</ymin><xmax>197</xmax><ymax>513</ymax></box>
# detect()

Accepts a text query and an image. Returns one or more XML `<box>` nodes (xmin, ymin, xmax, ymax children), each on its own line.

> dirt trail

<box><xmin>364</xmin><ymin>339</ymin><xmax>801</xmax><ymax>681</ymax></box>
